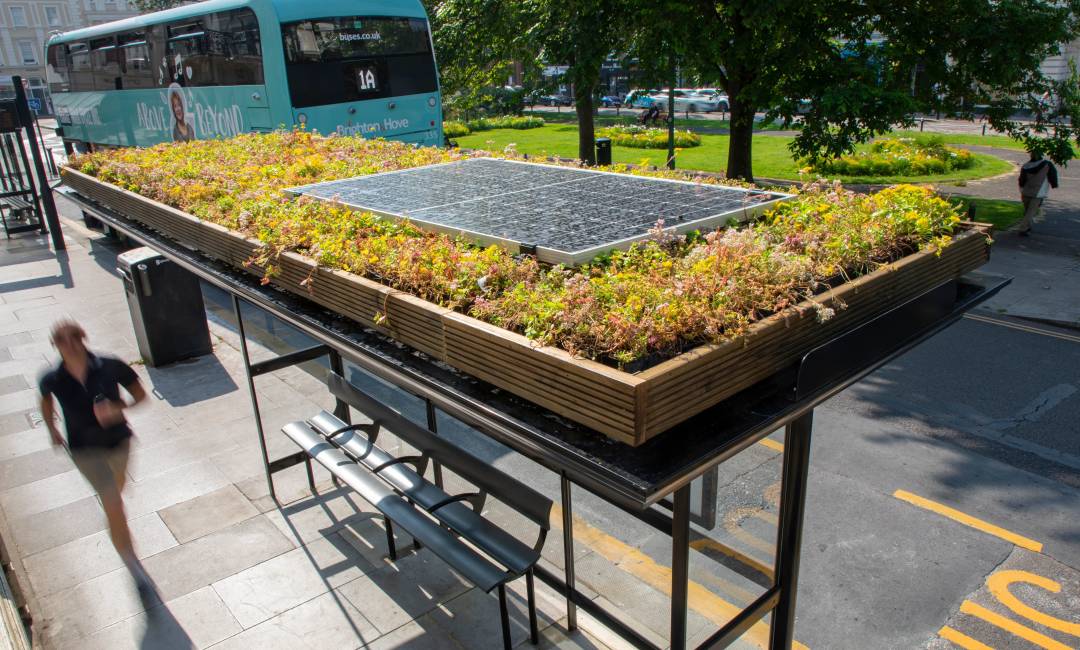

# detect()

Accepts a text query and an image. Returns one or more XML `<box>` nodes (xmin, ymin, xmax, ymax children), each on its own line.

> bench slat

<box><xmin>327</xmin><ymin>373</ymin><xmax>554</xmax><ymax>529</ymax></box>
<box><xmin>282</xmin><ymin>422</ymin><xmax>511</xmax><ymax>593</ymax></box>
<box><xmin>309</xmin><ymin>410</ymin><xmax>542</xmax><ymax>574</ymax></box>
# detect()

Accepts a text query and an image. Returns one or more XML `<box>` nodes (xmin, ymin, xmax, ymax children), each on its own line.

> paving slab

<box><xmin>158</xmin><ymin>485</ymin><xmax>259</xmax><ymax>544</ymax></box>
<box><xmin>208</xmin><ymin>590</ymin><xmax>377</xmax><ymax>650</ymax></box>
<box><xmin>121</xmin><ymin>458</ymin><xmax>232</xmax><ymax>519</ymax></box>
<box><xmin>0</xmin><ymin>446</ymin><xmax>74</xmax><ymax>491</ymax></box>
<box><xmin>0</xmin><ymin>468</ymin><xmax>95</xmax><ymax>520</ymax></box>
<box><xmin>37</xmin><ymin>565</ymin><xmax>162</xmax><ymax>647</ymax></box>
<box><xmin>140</xmin><ymin>515</ymin><xmax>295</xmax><ymax>603</ymax></box>
<box><xmin>81</xmin><ymin>585</ymin><xmax>242</xmax><ymax>650</ymax></box>
<box><xmin>212</xmin><ymin>536</ymin><xmax>372</xmax><ymax>628</ymax></box>
<box><xmin>22</xmin><ymin>512</ymin><xmax>176</xmax><ymax>597</ymax></box>
<box><xmin>335</xmin><ymin>549</ymin><xmax>473</xmax><ymax>635</ymax></box>
<box><xmin>6</xmin><ymin>495</ymin><xmax>106</xmax><ymax>557</ymax></box>
<box><xmin>0</xmin><ymin>427</ymin><xmax>52</xmax><ymax>461</ymax></box>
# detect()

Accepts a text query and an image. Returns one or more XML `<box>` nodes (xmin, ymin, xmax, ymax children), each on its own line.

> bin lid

<box><xmin>117</xmin><ymin>246</ymin><xmax>164</xmax><ymax>268</ymax></box>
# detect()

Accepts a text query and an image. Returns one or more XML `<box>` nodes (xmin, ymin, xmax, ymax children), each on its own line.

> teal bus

<box><xmin>45</xmin><ymin>0</ymin><xmax>443</xmax><ymax>151</ymax></box>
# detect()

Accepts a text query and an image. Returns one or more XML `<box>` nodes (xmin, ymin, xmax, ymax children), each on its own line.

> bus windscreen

<box><xmin>282</xmin><ymin>17</ymin><xmax>437</xmax><ymax>108</ymax></box>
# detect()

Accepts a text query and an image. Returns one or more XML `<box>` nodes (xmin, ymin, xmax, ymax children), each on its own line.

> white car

<box><xmin>648</xmin><ymin>90</ymin><xmax>722</xmax><ymax>113</ymax></box>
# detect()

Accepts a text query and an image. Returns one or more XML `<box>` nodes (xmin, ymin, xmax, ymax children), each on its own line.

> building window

<box><xmin>9</xmin><ymin>6</ymin><xmax>28</xmax><ymax>27</ymax></box>
<box><xmin>44</xmin><ymin>5</ymin><xmax>61</xmax><ymax>26</ymax></box>
<box><xmin>18</xmin><ymin>41</ymin><xmax>37</xmax><ymax>65</ymax></box>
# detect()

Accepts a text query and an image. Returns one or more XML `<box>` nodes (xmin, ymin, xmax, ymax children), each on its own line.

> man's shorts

<box><xmin>70</xmin><ymin>439</ymin><xmax>130</xmax><ymax>501</ymax></box>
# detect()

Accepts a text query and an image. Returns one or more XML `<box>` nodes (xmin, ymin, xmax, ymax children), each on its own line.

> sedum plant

<box><xmin>72</xmin><ymin>132</ymin><xmax>965</xmax><ymax>368</ymax></box>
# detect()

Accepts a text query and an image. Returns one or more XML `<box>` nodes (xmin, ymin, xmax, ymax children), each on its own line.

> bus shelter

<box><xmin>62</xmin><ymin>187</ymin><xmax>1007</xmax><ymax>649</ymax></box>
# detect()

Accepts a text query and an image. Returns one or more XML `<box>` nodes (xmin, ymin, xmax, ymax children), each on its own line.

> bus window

<box><xmin>165</xmin><ymin>9</ymin><xmax>263</xmax><ymax>87</ymax></box>
<box><xmin>281</xmin><ymin>16</ymin><xmax>437</xmax><ymax>108</ymax></box>
<box><xmin>90</xmin><ymin>36</ymin><xmax>122</xmax><ymax>90</ymax></box>
<box><xmin>118</xmin><ymin>32</ymin><xmax>154</xmax><ymax>89</ymax></box>
<box><xmin>47</xmin><ymin>44</ymin><xmax>70</xmax><ymax>93</ymax></box>
<box><xmin>68</xmin><ymin>42</ymin><xmax>93</xmax><ymax>92</ymax></box>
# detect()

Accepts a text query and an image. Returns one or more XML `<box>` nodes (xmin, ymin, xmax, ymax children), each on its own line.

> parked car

<box><xmin>599</xmin><ymin>95</ymin><xmax>623</xmax><ymax>108</ymax></box>
<box><xmin>695</xmin><ymin>89</ymin><xmax>730</xmax><ymax>111</ymax></box>
<box><xmin>533</xmin><ymin>93</ymin><xmax>573</xmax><ymax>107</ymax></box>
<box><xmin>649</xmin><ymin>90</ymin><xmax>722</xmax><ymax>113</ymax></box>
<box><xmin>625</xmin><ymin>90</ymin><xmax>662</xmax><ymax>108</ymax></box>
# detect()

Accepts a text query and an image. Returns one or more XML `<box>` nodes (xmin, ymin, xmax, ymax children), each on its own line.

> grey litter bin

<box><xmin>117</xmin><ymin>247</ymin><xmax>211</xmax><ymax>367</ymax></box>
<box><xmin>595</xmin><ymin>137</ymin><xmax>612</xmax><ymax>166</ymax></box>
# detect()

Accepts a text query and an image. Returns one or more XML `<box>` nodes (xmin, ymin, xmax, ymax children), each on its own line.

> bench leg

<box><xmin>498</xmin><ymin>584</ymin><xmax>512</xmax><ymax>650</ymax></box>
<box><xmin>384</xmin><ymin>516</ymin><xmax>397</xmax><ymax>561</ymax></box>
<box><xmin>304</xmin><ymin>458</ymin><xmax>317</xmax><ymax>495</ymax></box>
<box><xmin>526</xmin><ymin>568</ymin><xmax>538</xmax><ymax>644</ymax></box>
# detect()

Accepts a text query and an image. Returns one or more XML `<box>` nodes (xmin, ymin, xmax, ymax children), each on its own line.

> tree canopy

<box><xmin>432</xmin><ymin>0</ymin><xmax>1080</xmax><ymax>181</ymax></box>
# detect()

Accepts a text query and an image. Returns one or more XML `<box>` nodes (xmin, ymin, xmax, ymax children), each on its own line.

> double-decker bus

<box><xmin>45</xmin><ymin>0</ymin><xmax>443</xmax><ymax>151</ymax></box>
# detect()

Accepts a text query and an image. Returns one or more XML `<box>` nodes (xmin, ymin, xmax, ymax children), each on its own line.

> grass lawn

<box><xmin>944</xmin><ymin>196</ymin><xmax>1024</xmax><ymax>231</ymax></box>
<box><xmin>455</xmin><ymin>124</ymin><xmax>1014</xmax><ymax>184</ymax></box>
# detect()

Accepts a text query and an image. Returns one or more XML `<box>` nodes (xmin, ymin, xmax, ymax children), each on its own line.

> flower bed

<box><xmin>444</xmin><ymin>116</ymin><xmax>546</xmax><ymax>138</ymax></box>
<box><xmin>597</xmin><ymin>125</ymin><xmax>702</xmax><ymax>149</ymax></box>
<box><xmin>811</xmin><ymin>136</ymin><xmax>975</xmax><ymax>176</ymax></box>
<box><xmin>64</xmin><ymin>132</ymin><xmax>990</xmax><ymax>444</ymax></box>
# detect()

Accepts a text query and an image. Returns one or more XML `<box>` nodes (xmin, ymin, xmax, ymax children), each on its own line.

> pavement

<box><xmin>931</xmin><ymin>146</ymin><xmax>1080</xmax><ymax>329</ymax></box>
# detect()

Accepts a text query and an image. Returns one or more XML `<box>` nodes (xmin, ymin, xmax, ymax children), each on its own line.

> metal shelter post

<box><xmin>13</xmin><ymin>76</ymin><xmax>62</xmax><ymax>249</ymax></box>
<box><xmin>670</xmin><ymin>485</ymin><xmax>691</xmax><ymax>650</ymax></box>
<box><xmin>233</xmin><ymin>294</ymin><xmax>276</xmax><ymax>501</ymax></box>
<box><xmin>769</xmin><ymin>410</ymin><xmax>813</xmax><ymax>649</ymax></box>
<box><xmin>560</xmin><ymin>474</ymin><xmax>578</xmax><ymax>631</ymax></box>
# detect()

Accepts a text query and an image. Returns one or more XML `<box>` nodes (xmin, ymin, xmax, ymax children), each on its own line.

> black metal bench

<box><xmin>0</xmin><ymin>194</ymin><xmax>37</xmax><ymax>237</ymax></box>
<box><xmin>282</xmin><ymin>372</ymin><xmax>553</xmax><ymax>649</ymax></box>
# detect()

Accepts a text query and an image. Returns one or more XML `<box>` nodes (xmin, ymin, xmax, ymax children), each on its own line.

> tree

<box><xmin>431</xmin><ymin>0</ymin><xmax>630</xmax><ymax>164</ymax></box>
<box><xmin>684</xmin><ymin>0</ymin><xmax>1080</xmax><ymax>181</ymax></box>
<box><xmin>129</xmin><ymin>0</ymin><xmax>187</xmax><ymax>12</ymax></box>
<box><xmin>521</xmin><ymin>0</ymin><xmax>631</xmax><ymax>164</ymax></box>
<box><xmin>424</xmin><ymin>0</ymin><xmax>536</xmax><ymax>119</ymax></box>
<box><xmin>624</xmin><ymin>1</ymin><xmax>698</xmax><ymax>168</ymax></box>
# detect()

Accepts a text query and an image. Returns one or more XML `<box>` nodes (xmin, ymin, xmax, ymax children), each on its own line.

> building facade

<box><xmin>1042</xmin><ymin>39</ymin><xmax>1080</xmax><ymax>84</ymax></box>
<box><xmin>0</xmin><ymin>0</ymin><xmax>139</xmax><ymax>113</ymax></box>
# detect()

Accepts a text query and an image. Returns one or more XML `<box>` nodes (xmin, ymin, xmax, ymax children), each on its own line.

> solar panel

<box><xmin>287</xmin><ymin>158</ymin><xmax>791</xmax><ymax>265</ymax></box>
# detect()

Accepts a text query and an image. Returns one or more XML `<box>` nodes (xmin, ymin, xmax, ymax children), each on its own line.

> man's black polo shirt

<box><xmin>39</xmin><ymin>353</ymin><xmax>138</xmax><ymax>449</ymax></box>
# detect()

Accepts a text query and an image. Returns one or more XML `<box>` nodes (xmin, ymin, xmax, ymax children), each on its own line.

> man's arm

<box><xmin>123</xmin><ymin>378</ymin><xmax>147</xmax><ymax>408</ymax></box>
<box><xmin>1018</xmin><ymin>166</ymin><xmax>1028</xmax><ymax>188</ymax></box>
<box><xmin>1049</xmin><ymin>163</ymin><xmax>1059</xmax><ymax>189</ymax></box>
<box><xmin>39</xmin><ymin>393</ymin><xmax>65</xmax><ymax>447</ymax></box>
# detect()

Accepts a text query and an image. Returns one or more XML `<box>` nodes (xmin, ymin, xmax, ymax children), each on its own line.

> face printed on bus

<box><xmin>170</xmin><ymin>92</ymin><xmax>184</xmax><ymax>122</ymax></box>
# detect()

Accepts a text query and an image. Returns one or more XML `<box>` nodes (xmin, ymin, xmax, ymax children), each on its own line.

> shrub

<box><xmin>466</xmin><ymin>116</ymin><xmax>546</xmax><ymax>132</ymax></box>
<box><xmin>72</xmin><ymin>134</ymin><xmax>962</xmax><ymax>367</ymax></box>
<box><xmin>596</xmin><ymin>125</ymin><xmax>702</xmax><ymax>149</ymax></box>
<box><xmin>443</xmin><ymin>121</ymin><xmax>471</xmax><ymax>138</ymax></box>
<box><xmin>811</xmin><ymin>137</ymin><xmax>975</xmax><ymax>177</ymax></box>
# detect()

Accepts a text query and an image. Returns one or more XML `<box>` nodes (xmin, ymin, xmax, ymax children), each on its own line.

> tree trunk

<box><xmin>575</xmin><ymin>84</ymin><xmax>597</xmax><ymax>165</ymax></box>
<box><xmin>726</xmin><ymin>96</ymin><xmax>755</xmax><ymax>182</ymax></box>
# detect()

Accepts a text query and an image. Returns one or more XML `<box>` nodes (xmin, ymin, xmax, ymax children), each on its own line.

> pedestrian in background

<box><xmin>38</xmin><ymin>320</ymin><xmax>154</xmax><ymax>601</ymax></box>
<box><xmin>1018</xmin><ymin>150</ymin><xmax>1059</xmax><ymax>236</ymax></box>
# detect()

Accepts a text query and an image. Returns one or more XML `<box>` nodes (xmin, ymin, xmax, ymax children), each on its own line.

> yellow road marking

<box><xmin>690</xmin><ymin>538</ymin><xmax>774</xmax><ymax>579</ymax></box>
<box><xmin>725</xmin><ymin>507</ymin><xmax>776</xmax><ymax>555</ymax></box>
<box><xmin>892</xmin><ymin>490</ymin><xmax>1043</xmax><ymax>552</ymax></box>
<box><xmin>939</xmin><ymin>625</ymin><xmax>994</xmax><ymax>650</ymax></box>
<box><xmin>960</xmin><ymin>600</ymin><xmax>1072</xmax><ymax>650</ymax></box>
<box><xmin>987</xmin><ymin>570</ymin><xmax>1080</xmax><ymax>637</ymax></box>
<box><xmin>550</xmin><ymin>504</ymin><xmax>809</xmax><ymax>650</ymax></box>
<box><xmin>758</xmin><ymin>438</ymin><xmax>785</xmax><ymax>452</ymax></box>
<box><xmin>964</xmin><ymin>313</ymin><xmax>1080</xmax><ymax>344</ymax></box>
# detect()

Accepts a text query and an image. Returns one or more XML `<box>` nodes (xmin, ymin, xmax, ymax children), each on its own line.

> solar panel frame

<box><xmin>287</xmin><ymin>158</ymin><xmax>793</xmax><ymax>266</ymax></box>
